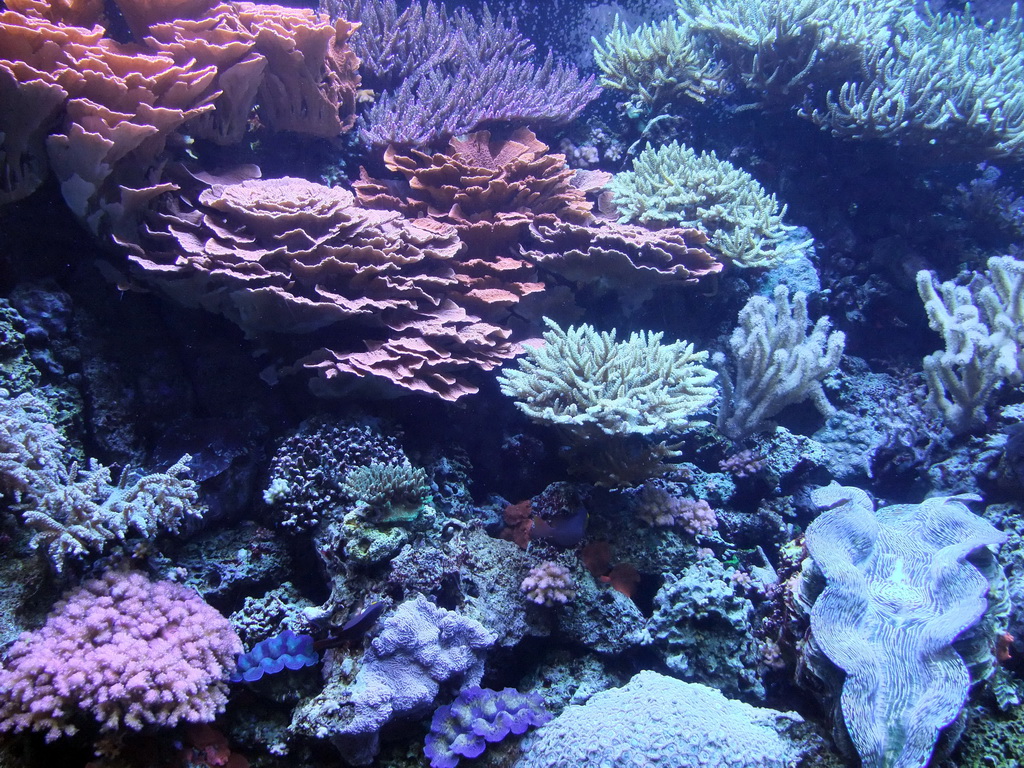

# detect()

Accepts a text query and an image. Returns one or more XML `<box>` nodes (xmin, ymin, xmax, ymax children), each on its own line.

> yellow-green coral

<box><xmin>593</xmin><ymin>15</ymin><xmax>725</xmax><ymax>115</ymax></box>
<box><xmin>676</xmin><ymin>0</ymin><xmax>900</xmax><ymax>101</ymax></box>
<box><xmin>609</xmin><ymin>141</ymin><xmax>808</xmax><ymax>268</ymax></box>
<box><xmin>812</xmin><ymin>5</ymin><xmax>1024</xmax><ymax>156</ymax></box>
<box><xmin>341</xmin><ymin>460</ymin><xmax>429</xmax><ymax>523</ymax></box>
<box><xmin>497</xmin><ymin>317</ymin><xmax>717</xmax><ymax>439</ymax></box>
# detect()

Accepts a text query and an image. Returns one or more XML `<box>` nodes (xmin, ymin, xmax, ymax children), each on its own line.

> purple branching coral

<box><xmin>424</xmin><ymin>687</ymin><xmax>552</xmax><ymax>768</ymax></box>
<box><xmin>327</xmin><ymin>0</ymin><xmax>600</xmax><ymax>147</ymax></box>
<box><xmin>0</xmin><ymin>570</ymin><xmax>241</xmax><ymax>740</ymax></box>
<box><xmin>521</xmin><ymin>560</ymin><xmax>576</xmax><ymax>606</ymax></box>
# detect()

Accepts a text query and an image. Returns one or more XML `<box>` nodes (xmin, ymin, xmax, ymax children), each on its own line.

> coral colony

<box><xmin>3</xmin><ymin>0</ymin><xmax>1024</xmax><ymax>767</ymax></box>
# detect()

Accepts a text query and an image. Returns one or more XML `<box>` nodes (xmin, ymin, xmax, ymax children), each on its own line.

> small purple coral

<box><xmin>521</xmin><ymin>561</ymin><xmax>575</xmax><ymax>606</ymax></box>
<box><xmin>424</xmin><ymin>687</ymin><xmax>552</xmax><ymax>768</ymax></box>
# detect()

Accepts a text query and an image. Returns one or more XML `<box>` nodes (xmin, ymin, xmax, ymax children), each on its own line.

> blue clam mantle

<box><xmin>805</xmin><ymin>483</ymin><xmax>1007</xmax><ymax>768</ymax></box>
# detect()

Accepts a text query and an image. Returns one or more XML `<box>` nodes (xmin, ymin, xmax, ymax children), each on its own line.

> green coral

<box><xmin>497</xmin><ymin>318</ymin><xmax>716</xmax><ymax>484</ymax></box>
<box><xmin>609</xmin><ymin>141</ymin><xmax>808</xmax><ymax>268</ymax></box>
<box><xmin>676</xmin><ymin>0</ymin><xmax>899</xmax><ymax>101</ymax></box>
<box><xmin>956</xmin><ymin>702</ymin><xmax>1024</xmax><ymax>768</ymax></box>
<box><xmin>498</xmin><ymin>318</ymin><xmax>717</xmax><ymax>439</ymax></box>
<box><xmin>592</xmin><ymin>15</ymin><xmax>724</xmax><ymax>115</ymax></box>
<box><xmin>340</xmin><ymin>460</ymin><xmax>430</xmax><ymax>523</ymax></box>
<box><xmin>0</xmin><ymin>302</ymin><xmax>39</xmax><ymax>395</ymax></box>
<box><xmin>593</xmin><ymin>0</ymin><xmax>1024</xmax><ymax>158</ymax></box>
<box><xmin>812</xmin><ymin>6</ymin><xmax>1024</xmax><ymax>156</ymax></box>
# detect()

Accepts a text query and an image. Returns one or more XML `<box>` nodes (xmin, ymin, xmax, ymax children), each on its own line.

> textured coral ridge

<box><xmin>0</xmin><ymin>0</ymin><xmax>359</xmax><ymax>228</ymax></box>
<box><xmin>0</xmin><ymin>570</ymin><xmax>241</xmax><ymax>740</ymax></box>
<box><xmin>804</xmin><ymin>484</ymin><xmax>1007</xmax><ymax>768</ymax></box>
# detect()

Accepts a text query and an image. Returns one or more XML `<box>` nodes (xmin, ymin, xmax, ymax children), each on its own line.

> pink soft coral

<box><xmin>0</xmin><ymin>569</ymin><xmax>241</xmax><ymax>740</ymax></box>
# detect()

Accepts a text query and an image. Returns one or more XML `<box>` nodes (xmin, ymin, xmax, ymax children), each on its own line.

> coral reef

<box><xmin>3</xmin><ymin>1</ymin><xmax>1024</xmax><ymax>767</ymax></box>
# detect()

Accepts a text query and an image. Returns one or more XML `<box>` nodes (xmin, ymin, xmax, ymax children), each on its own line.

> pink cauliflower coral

<box><xmin>521</xmin><ymin>561</ymin><xmax>576</xmax><ymax>607</ymax></box>
<box><xmin>0</xmin><ymin>569</ymin><xmax>241</xmax><ymax>740</ymax></box>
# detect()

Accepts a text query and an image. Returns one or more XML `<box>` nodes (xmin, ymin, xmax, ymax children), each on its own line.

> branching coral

<box><xmin>331</xmin><ymin>0</ymin><xmax>599</xmax><ymax>147</ymax></box>
<box><xmin>675</xmin><ymin>0</ymin><xmax>900</xmax><ymax>102</ymax></box>
<box><xmin>498</xmin><ymin>317</ymin><xmax>717</xmax><ymax>485</ymax></box>
<box><xmin>0</xmin><ymin>390</ymin><xmax>202</xmax><ymax>571</ymax></box>
<box><xmin>341</xmin><ymin>459</ymin><xmax>430</xmax><ymax>521</ymax></box>
<box><xmin>811</xmin><ymin>6</ymin><xmax>1024</xmax><ymax>157</ymax></box>
<box><xmin>609</xmin><ymin>140</ymin><xmax>809</xmax><ymax>268</ymax></box>
<box><xmin>593</xmin><ymin>15</ymin><xmax>725</xmax><ymax>115</ymax></box>
<box><xmin>714</xmin><ymin>286</ymin><xmax>845</xmax><ymax>440</ymax></box>
<box><xmin>499</xmin><ymin>317</ymin><xmax>717</xmax><ymax>440</ymax></box>
<box><xmin>0</xmin><ymin>569</ymin><xmax>240</xmax><ymax>740</ymax></box>
<box><xmin>916</xmin><ymin>256</ymin><xmax>1024</xmax><ymax>433</ymax></box>
<box><xmin>521</xmin><ymin>561</ymin><xmax>576</xmax><ymax>606</ymax></box>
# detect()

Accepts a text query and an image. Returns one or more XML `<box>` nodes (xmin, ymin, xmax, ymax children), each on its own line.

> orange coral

<box><xmin>356</xmin><ymin>127</ymin><xmax>595</xmax><ymax>258</ymax></box>
<box><xmin>0</xmin><ymin>0</ymin><xmax>360</xmax><ymax>226</ymax></box>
